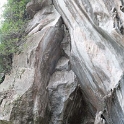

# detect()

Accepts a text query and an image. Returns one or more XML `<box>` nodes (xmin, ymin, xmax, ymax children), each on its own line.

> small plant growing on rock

<box><xmin>0</xmin><ymin>0</ymin><xmax>30</xmax><ymax>73</ymax></box>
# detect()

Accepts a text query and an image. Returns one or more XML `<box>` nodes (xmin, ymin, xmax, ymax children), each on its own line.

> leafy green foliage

<box><xmin>0</xmin><ymin>0</ymin><xmax>30</xmax><ymax>73</ymax></box>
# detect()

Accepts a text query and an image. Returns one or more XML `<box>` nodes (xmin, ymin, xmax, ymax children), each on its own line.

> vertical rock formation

<box><xmin>0</xmin><ymin>0</ymin><xmax>124</xmax><ymax>123</ymax></box>
<box><xmin>53</xmin><ymin>0</ymin><xmax>124</xmax><ymax>123</ymax></box>
<box><xmin>0</xmin><ymin>2</ymin><xmax>64</xmax><ymax>123</ymax></box>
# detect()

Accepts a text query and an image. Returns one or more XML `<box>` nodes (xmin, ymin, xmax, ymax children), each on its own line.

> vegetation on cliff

<box><xmin>0</xmin><ymin>0</ymin><xmax>30</xmax><ymax>73</ymax></box>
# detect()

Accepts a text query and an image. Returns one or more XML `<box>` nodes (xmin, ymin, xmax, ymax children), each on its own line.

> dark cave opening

<box><xmin>63</xmin><ymin>87</ymin><xmax>94</xmax><ymax>124</ymax></box>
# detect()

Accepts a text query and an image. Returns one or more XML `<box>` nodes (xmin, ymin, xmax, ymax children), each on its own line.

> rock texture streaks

<box><xmin>0</xmin><ymin>0</ymin><xmax>124</xmax><ymax>124</ymax></box>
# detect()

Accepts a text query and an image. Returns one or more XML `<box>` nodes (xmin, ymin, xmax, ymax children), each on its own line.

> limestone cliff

<box><xmin>0</xmin><ymin>0</ymin><xmax>124</xmax><ymax>124</ymax></box>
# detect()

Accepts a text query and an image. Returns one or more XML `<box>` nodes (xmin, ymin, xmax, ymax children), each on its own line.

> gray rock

<box><xmin>61</xmin><ymin>32</ymin><xmax>71</xmax><ymax>57</ymax></box>
<box><xmin>0</xmin><ymin>5</ymin><xmax>64</xmax><ymax>124</ymax></box>
<box><xmin>94</xmin><ymin>111</ymin><xmax>105</xmax><ymax>124</ymax></box>
<box><xmin>55</xmin><ymin>57</ymin><xmax>70</xmax><ymax>71</ymax></box>
<box><xmin>26</xmin><ymin>0</ymin><xmax>52</xmax><ymax>18</ymax></box>
<box><xmin>48</xmin><ymin>70</ymin><xmax>94</xmax><ymax>124</ymax></box>
<box><xmin>47</xmin><ymin>71</ymin><xmax>81</xmax><ymax>124</ymax></box>
<box><xmin>54</xmin><ymin>0</ymin><xmax>124</xmax><ymax>123</ymax></box>
<box><xmin>1</xmin><ymin>0</ymin><xmax>124</xmax><ymax>123</ymax></box>
<box><xmin>26</xmin><ymin>5</ymin><xmax>60</xmax><ymax>34</ymax></box>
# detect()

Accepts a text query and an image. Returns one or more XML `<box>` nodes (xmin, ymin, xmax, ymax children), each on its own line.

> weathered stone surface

<box><xmin>26</xmin><ymin>5</ymin><xmax>60</xmax><ymax>35</ymax></box>
<box><xmin>94</xmin><ymin>111</ymin><xmax>105</xmax><ymax>124</ymax></box>
<box><xmin>26</xmin><ymin>0</ymin><xmax>52</xmax><ymax>18</ymax></box>
<box><xmin>61</xmin><ymin>31</ymin><xmax>71</xmax><ymax>57</ymax></box>
<box><xmin>47</xmin><ymin>70</ymin><xmax>77</xmax><ymax>124</ymax></box>
<box><xmin>47</xmin><ymin>70</ymin><xmax>93</xmax><ymax>124</ymax></box>
<box><xmin>1</xmin><ymin>0</ymin><xmax>124</xmax><ymax>123</ymax></box>
<box><xmin>53</xmin><ymin>0</ymin><xmax>124</xmax><ymax>123</ymax></box>
<box><xmin>0</xmin><ymin>4</ymin><xmax>64</xmax><ymax>124</ymax></box>
<box><xmin>55</xmin><ymin>57</ymin><xmax>70</xmax><ymax>71</ymax></box>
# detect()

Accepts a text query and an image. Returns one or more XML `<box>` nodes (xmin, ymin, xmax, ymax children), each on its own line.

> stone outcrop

<box><xmin>0</xmin><ymin>0</ymin><xmax>124</xmax><ymax>123</ymax></box>
<box><xmin>53</xmin><ymin>0</ymin><xmax>124</xmax><ymax>123</ymax></box>
<box><xmin>48</xmin><ymin>70</ymin><xmax>78</xmax><ymax>124</ymax></box>
<box><xmin>0</xmin><ymin>2</ymin><xmax>64</xmax><ymax>124</ymax></box>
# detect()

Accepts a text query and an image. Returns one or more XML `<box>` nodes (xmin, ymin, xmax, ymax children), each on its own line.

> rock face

<box><xmin>48</xmin><ymin>70</ymin><xmax>78</xmax><ymax>124</ymax></box>
<box><xmin>0</xmin><ymin>0</ymin><xmax>124</xmax><ymax>123</ymax></box>
<box><xmin>26</xmin><ymin>0</ymin><xmax>52</xmax><ymax>18</ymax></box>
<box><xmin>0</xmin><ymin>3</ymin><xmax>64</xmax><ymax>124</ymax></box>
<box><xmin>53</xmin><ymin>0</ymin><xmax>124</xmax><ymax>123</ymax></box>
